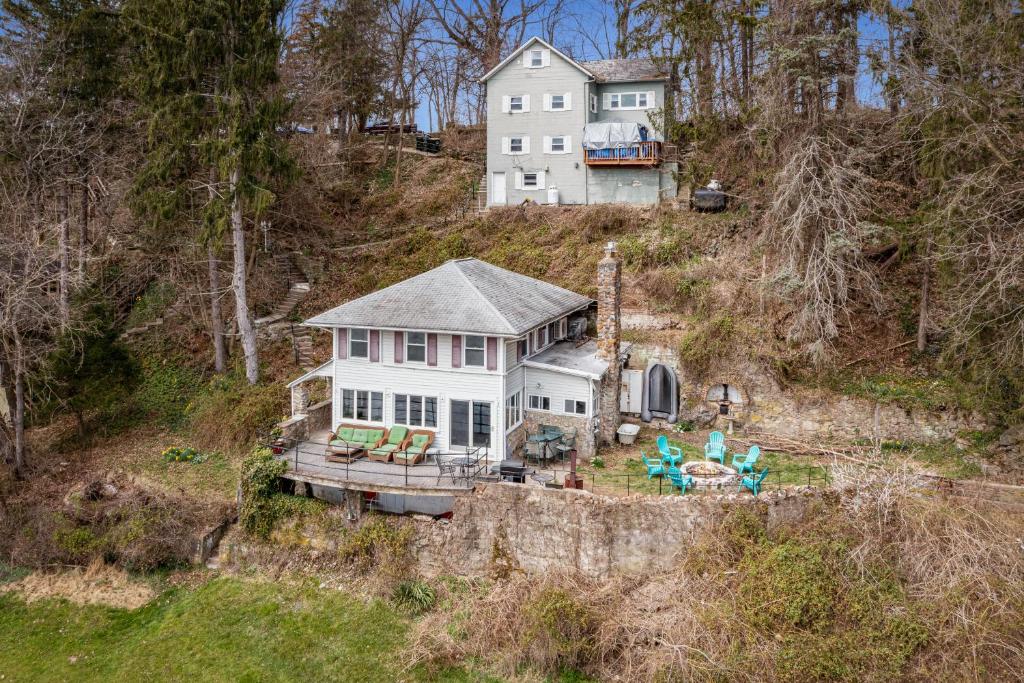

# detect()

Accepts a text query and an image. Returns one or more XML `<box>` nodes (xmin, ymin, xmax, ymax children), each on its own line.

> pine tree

<box><xmin>127</xmin><ymin>0</ymin><xmax>295</xmax><ymax>384</ymax></box>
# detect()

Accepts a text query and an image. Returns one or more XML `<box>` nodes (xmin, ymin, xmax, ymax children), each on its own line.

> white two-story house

<box><xmin>481</xmin><ymin>36</ymin><xmax>678</xmax><ymax>207</ymax></box>
<box><xmin>286</xmin><ymin>254</ymin><xmax>628</xmax><ymax>464</ymax></box>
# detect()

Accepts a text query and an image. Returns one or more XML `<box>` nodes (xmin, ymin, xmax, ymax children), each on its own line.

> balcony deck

<box><xmin>584</xmin><ymin>141</ymin><xmax>662</xmax><ymax>167</ymax></box>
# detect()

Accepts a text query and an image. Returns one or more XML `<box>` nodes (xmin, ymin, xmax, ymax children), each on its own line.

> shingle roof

<box><xmin>579</xmin><ymin>58</ymin><xmax>668</xmax><ymax>83</ymax></box>
<box><xmin>304</xmin><ymin>258</ymin><xmax>592</xmax><ymax>336</ymax></box>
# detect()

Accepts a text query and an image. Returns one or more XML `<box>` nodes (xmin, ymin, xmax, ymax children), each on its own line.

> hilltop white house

<box><xmin>482</xmin><ymin>36</ymin><xmax>678</xmax><ymax>207</ymax></box>
<box><xmin>285</xmin><ymin>246</ymin><xmax>627</xmax><ymax>464</ymax></box>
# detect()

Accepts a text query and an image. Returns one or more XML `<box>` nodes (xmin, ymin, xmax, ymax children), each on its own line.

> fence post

<box><xmin>626</xmin><ymin>474</ymin><xmax>630</xmax><ymax>496</ymax></box>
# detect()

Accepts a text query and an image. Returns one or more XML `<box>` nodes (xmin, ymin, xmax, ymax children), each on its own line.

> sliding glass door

<box><xmin>449</xmin><ymin>400</ymin><xmax>492</xmax><ymax>454</ymax></box>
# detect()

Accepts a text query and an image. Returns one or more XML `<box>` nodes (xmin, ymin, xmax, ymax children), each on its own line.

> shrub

<box><xmin>239</xmin><ymin>449</ymin><xmax>288</xmax><ymax>538</ymax></box>
<box><xmin>339</xmin><ymin>515</ymin><xmax>412</xmax><ymax>576</ymax></box>
<box><xmin>393</xmin><ymin>580</ymin><xmax>437</xmax><ymax>615</ymax></box>
<box><xmin>522</xmin><ymin>588</ymin><xmax>598</xmax><ymax>674</ymax></box>
<box><xmin>187</xmin><ymin>374</ymin><xmax>287</xmax><ymax>454</ymax></box>
<box><xmin>162</xmin><ymin>446</ymin><xmax>206</xmax><ymax>464</ymax></box>
<box><xmin>677</xmin><ymin>314</ymin><xmax>739</xmax><ymax>379</ymax></box>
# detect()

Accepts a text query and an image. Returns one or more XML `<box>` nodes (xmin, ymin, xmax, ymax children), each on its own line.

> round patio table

<box><xmin>530</xmin><ymin>472</ymin><xmax>554</xmax><ymax>486</ymax></box>
<box><xmin>527</xmin><ymin>433</ymin><xmax>560</xmax><ymax>461</ymax></box>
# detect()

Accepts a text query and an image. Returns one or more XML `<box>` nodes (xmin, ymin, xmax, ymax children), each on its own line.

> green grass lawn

<box><xmin>0</xmin><ymin>576</ymin><xmax>479</xmax><ymax>682</ymax></box>
<box><xmin>576</xmin><ymin>434</ymin><xmax>828</xmax><ymax>496</ymax></box>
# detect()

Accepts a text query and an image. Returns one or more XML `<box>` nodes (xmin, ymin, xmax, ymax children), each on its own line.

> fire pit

<box><xmin>681</xmin><ymin>460</ymin><xmax>738</xmax><ymax>489</ymax></box>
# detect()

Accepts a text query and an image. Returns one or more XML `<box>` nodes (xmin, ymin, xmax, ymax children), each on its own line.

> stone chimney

<box><xmin>597</xmin><ymin>241</ymin><xmax>622</xmax><ymax>445</ymax></box>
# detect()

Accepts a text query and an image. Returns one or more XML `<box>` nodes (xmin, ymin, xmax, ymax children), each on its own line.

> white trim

<box><xmin>338</xmin><ymin>387</ymin><xmax>385</xmax><ymax>424</ymax></box>
<box><xmin>287</xmin><ymin>360</ymin><xmax>334</xmax><ymax>389</ymax></box>
<box><xmin>521</xmin><ymin>359</ymin><xmax>603</xmax><ymax>381</ymax></box>
<box><xmin>348</xmin><ymin>327</ymin><xmax>371</xmax><ymax>359</ymax></box>
<box><xmin>527</xmin><ymin>394</ymin><xmax>551</xmax><ymax>411</ymax></box>
<box><xmin>605</xmin><ymin>91</ymin><xmax>655</xmax><ymax>111</ymax></box>
<box><xmin>404</xmin><ymin>330</ymin><xmax>427</xmax><ymax>364</ymax></box>
<box><xmin>545</xmin><ymin>135</ymin><xmax>571</xmax><ymax>154</ymax></box>
<box><xmin>479</xmin><ymin>36</ymin><xmax>594</xmax><ymax>83</ymax></box>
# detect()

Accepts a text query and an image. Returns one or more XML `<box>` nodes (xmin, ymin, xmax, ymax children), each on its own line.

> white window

<box><xmin>564</xmin><ymin>399</ymin><xmax>586</xmax><ymax>415</ymax></box>
<box><xmin>518</xmin><ymin>338</ymin><xmax>528</xmax><ymax>359</ymax></box>
<box><xmin>528</xmin><ymin>49</ymin><xmax>545</xmax><ymax>68</ymax></box>
<box><xmin>503</xmin><ymin>136</ymin><xmax>529</xmax><ymax>154</ymax></box>
<box><xmin>548</xmin><ymin>321</ymin><xmax>558</xmax><ymax>341</ymax></box>
<box><xmin>515</xmin><ymin>170</ymin><xmax>545</xmax><ymax>190</ymax></box>
<box><xmin>605</xmin><ymin>91</ymin><xmax>655</xmax><ymax>111</ymax></box>
<box><xmin>543</xmin><ymin>135</ymin><xmax>571</xmax><ymax>154</ymax></box>
<box><xmin>505</xmin><ymin>391</ymin><xmax>523</xmax><ymax>431</ymax></box>
<box><xmin>349</xmin><ymin>328</ymin><xmax>369</xmax><ymax>358</ymax></box>
<box><xmin>528</xmin><ymin>394</ymin><xmax>550</xmax><ymax>411</ymax></box>
<box><xmin>395</xmin><ymin>394</ymin><xmax>437</xmax><ymax>428</ymax></box>
<box><xmin>544</xmin><ymin>92</ymin><xmax>571</xmax><ymax>111</ymax></box>
<box><xmin>464</xmin><ymin>335</ymin><xmax>486</xmax><ymax>367</ymax></box>
<box><xmin>406</xmin><ymin>331</ymin><xmax>426</xmax><ymax>363</ymax></box>
<box><xmin>509</xmin><ymin>95</ymin><xmax>524</xmax><ymax>112</ymax></box>
<box><xmin>501</xmin><ymin>94</ymin><xmax>530</xmax><ymax>113</ymax></box>
<box><xmin>537</xmin><ymin>326</ymin><xmax>547</xmax><ymax>348</ymax></box>
<box><xmin>590</xmin><ymin>93</ymin><xmax>598</xmax><ymax>113</ymax></box>
<box><xmin>341</xmin><ymin>388</ymin><xmax>384</xmax><ymax>422</ymax></box>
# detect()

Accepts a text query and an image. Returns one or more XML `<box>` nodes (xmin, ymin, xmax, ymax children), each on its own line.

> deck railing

<box><xmin>584</xmin><ymin>141</ymin><xmax>662</xmax><ymax>166</ymax></box>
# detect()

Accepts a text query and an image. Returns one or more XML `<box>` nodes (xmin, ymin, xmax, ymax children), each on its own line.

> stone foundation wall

<box><xmin>412</xmin><ymin>483</ymin><xmax>820</xmax><ymax>578</ymax></box>
<box><xmin>523</xmin><ymin>410</ymin><xmax>596</xmax><ymax>459</ymax></box>
<box><xmin>276</xmin><ymin>399</ymin><xmax>332</xmax><ymax>442</ymax></box>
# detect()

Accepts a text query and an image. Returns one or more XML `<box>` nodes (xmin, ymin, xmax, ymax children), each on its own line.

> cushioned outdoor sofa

<box><xmin>325</xmin><ymin>425</ymin><xmax>386</xmax><ymax>463</ymax></box>
<box><xmin>368</xmin><ymin>426</ymin><xmax>410</xmax><ymax>463</ymax></box>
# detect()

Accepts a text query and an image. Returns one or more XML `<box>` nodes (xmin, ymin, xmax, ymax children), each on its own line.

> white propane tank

<box><xmin>547</xmin><ymin>186</ymin><xmax>559</xmax><ymax>205</ymax></box>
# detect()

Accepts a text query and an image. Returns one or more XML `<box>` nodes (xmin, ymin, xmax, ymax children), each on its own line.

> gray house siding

<box><xmin>593</xmin><ymin>80</ymin><xmax>666</xmax><ymax>138</ymax></box>
<box><xmin>485</xmin><ymin>49</ymin><xmax>588</xmax><ymax>206</ymax></box>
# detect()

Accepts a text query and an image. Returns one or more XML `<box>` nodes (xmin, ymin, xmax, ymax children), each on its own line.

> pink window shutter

<box><xmin>394</xmin><ymin>331</ymin><xmax>404</xmax><ymax>363</ymax></box>
<box><xmin>427</xmin><ymin>333</ymin><xmax>437</xmax><ymax>366</ymax></box>
<box><xmin>338</xmin><ymin>328</ymin><xmax>348</xmax><ymax>359</ymax></box>
<box><xmin>452</xmin><ymin>335</ymin><xmax>462</xmax><ymax>368</ymax></box>
<box><xmin>369</xmin><ymin>330</ymin><xmax>380</xmax><ymax>362</ymax></box>
<box><xmin>486</xmin><ymin>337</ymin><xmax>498</xmax><ymax>371</ymax></box>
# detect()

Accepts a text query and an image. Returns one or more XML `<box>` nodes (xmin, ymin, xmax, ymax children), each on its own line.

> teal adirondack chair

<box><xmin>731</xmin><ymin>445</ymin><xmax>761</xmax><ymax>475</ymax></box>
<box><xmin>666</xmin><ymin>466</ymin><xmax>694</xmax><ymax>494</ymax></box>
<box><xmin>704</xmin><ymin>431</ymin><xmax>726</xmax><ymax>464</ymax></box>
<box><xmin>641</xmin><ymin>450</ymin><xmax>664</xmax><ymax>479</ymax></box>
<box><xmin>740</xmin><ymin>467</ymin><xmax>769</xmax><ymax>496</ymax></box>
<box><xmin>657</xmin><ymin>435</ymin><xmax>683</xmax><ymax>467</ymax></box>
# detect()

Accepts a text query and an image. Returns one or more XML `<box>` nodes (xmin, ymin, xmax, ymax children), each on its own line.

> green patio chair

<box><xmin>640</xmin><ymin>450</ymin><xmax>664</xmax><ymax>479</ymax></box>
<box><xmin>739</xmin><ymin>467</ymin><xmax>769</xmax><ymax>496</ymax></box>
<box><xmin>704</xmin><ymin>431</ymin><xmax>726</xmax><ymax>464</ymax></box>
<box><xmin>656</xmin><ymin>435</ymin><xmax>683</xmax><ymax>467</ymax></box>
<box><xmin>666</xmin><ymin>465</ymin><xmax>694</xmax><ymax>494</ymax></box>
<box><xmin>731</xmin><ymin>445</ymin><xmax>761</xmax><ymax>475</ymax></box>
<box><xmin>369</xmin><ymin>426</ymin><xmax>407</xmax><ymax>462</ymax></box>
<box><xmin>395</xmin><ymin>431</ymin><xmax>434</xmax><ymax>466</ymax></box>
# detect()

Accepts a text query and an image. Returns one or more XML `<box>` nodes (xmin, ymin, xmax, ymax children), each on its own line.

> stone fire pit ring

<box><xmin>681</xmin><ymin>460</ymin><xmax>738</xmax><ymax>489</ymax></box>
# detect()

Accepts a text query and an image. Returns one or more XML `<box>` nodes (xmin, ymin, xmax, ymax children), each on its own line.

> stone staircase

<box><xmin>476</xmin><ymin>174</ymin><xmax>489</xmax><ymax>213</ymax></box>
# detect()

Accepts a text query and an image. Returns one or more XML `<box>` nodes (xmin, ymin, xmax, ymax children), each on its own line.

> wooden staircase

<box><xmin>255</xmin><ymin>251</ymin><xmax>316</xmax><ymax>369</ymax></box>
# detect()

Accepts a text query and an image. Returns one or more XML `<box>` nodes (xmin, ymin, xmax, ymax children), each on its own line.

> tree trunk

<box><xmin>230</xmin><ymin>166</ymin><xmax>259</xmax><ymax>384</ymax></box>
<box><xmin>208</xmin><ymin>242</ymin><xmax>228</xmax><ymax>373</ymax></box>
<box><xmin>917</xmin><ymin>239</ymin><xmax>931</xmax><ymax>352</ymax></box>
<box><xmin>0</xmin><ymin>359</ymin><xmax>15</xmax><ymax>469</ymax></box>
<box><xmin>887</xmin><ymin>9</ymin><xmax>898</xmax><ymax>115</ymax></box>
<box><xmin>78</xmin><ymin>182</ymin><xmax>89</xmax><ymax>278</ymax></box>
<box><xmin>58</xmin><ymin>183</ymin><xmax>71</xmax><ymax>324</ymax></box>
<box><xmin>13</xmin><ymin>354</ymin><xmax>26</xmax><ymax>477</ymax></box>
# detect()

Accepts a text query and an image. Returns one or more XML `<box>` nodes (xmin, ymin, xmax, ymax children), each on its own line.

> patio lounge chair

<box><xmin>394</xmin><ymin>431</ymin><xmax>434</xmax><ymax>466</ymax></box>
<box><xmin>731</xmin><ymin>445</ymin><xmax>761</xmax><ymax>475</ymax></box>
<box><xmin>666</xmin><ymin>465</ymin><xmax>694</xmax><ymax>494</ymax></box>
<box><xmin>325</xmin><ymin>425</ymin><xmax>384</xmax><ymax>463</ymax></box>
<box><xmin>641</xmin><ymin>450</ymin><xmax>664</xmax><ymax>479</ymax></box>
<box><xmin>704</xmin><ymin>431</ymin><xmax>726</xmax><ymax>464</ymax></box>
<box><xmin>656</xmin><ymin>435</ymin><xmax>683</xmax><ymax>467</ymax></box>
<box><xmin>368</xmin><ymin>426</ymin><xmax>408</xmax><ymax>463</ymax></box>
<box><xmin>739</xmin><ymin>467</ymin><xmax>769</xmax><ymax>496</ymax></box>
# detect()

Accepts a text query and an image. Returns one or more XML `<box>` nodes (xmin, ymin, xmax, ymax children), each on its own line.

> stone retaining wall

<box><xmin>411</xmin><ymin>483</ymin><xmax>820</xmax><ymax>578</ymax></box>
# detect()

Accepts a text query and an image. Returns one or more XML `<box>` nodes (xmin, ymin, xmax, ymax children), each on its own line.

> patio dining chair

<box><xmin>435</xmin><ymin>452</ymin><xmax>459</xmax><ymax>485</ymax></box>
<box><xmin>554</xmin><ymin>428</ymin><xmax>577</xmax><ymax>461</ymax></box>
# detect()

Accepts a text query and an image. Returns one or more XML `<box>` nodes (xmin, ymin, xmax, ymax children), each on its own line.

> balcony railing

<box><xmin>584</xmin><ymin>141</ymin><xmax>662</xmax><ymax>167</ymax></box>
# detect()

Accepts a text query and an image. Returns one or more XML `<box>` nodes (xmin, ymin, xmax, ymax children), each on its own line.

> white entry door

<box><xmin>492</xmin><ymin>172</ymin><xmax>506</xmax><ymax>205</ymax></box>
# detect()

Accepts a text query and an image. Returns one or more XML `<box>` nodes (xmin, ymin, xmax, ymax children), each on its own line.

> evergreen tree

<box><xmin>127</xmin><ymin>0</ymin><xmax>295</xmax><ymax>384</ymax></box>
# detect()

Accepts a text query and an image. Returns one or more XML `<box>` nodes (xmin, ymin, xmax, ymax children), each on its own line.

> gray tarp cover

<box><xmin>582</xmin><ymin>122</ymin><xmax>644</xmax><ymax>150</ymax></box>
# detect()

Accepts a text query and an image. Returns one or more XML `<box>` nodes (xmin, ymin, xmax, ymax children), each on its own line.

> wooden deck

<box><xmin>584</xmin><ymin>141</ymin><xmax>662</xmax><ymax>167</ymax></box>
<box><xmin>274</xmin><ymin>430</ymin><xmax>573</xmax><ymax>497</ymax></box>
